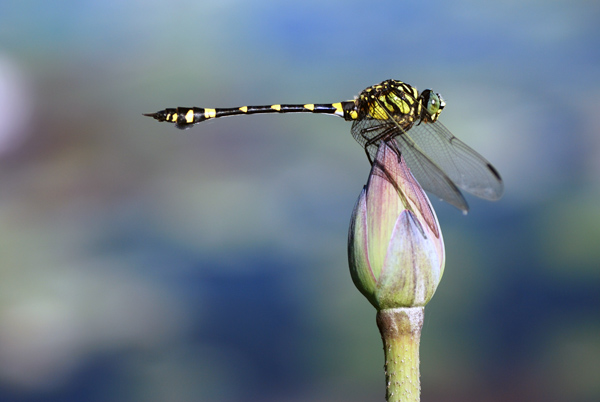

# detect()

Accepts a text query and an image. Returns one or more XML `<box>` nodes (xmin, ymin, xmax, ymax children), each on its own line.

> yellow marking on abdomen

<box><xmin>204</xmin><ymin>108</ymin><xmax>216</xmax><ymax>119</ymax></box>
<box><xmin>303</xmin><ymin>104</ymin><xmax>315</xmax><ymax>111</ymax></box>
<box><xmin>332</xmin><ymin>102</ymin><xmax>343</xmax><ymax>117</ymax></box>
<box><xmin>271</xmin><ymin>104</ymin><xmax>281</xmax><ymax>111</ymax></box>
<box><xmin>168</xmin><ymin>113</ymin><xmax>177</xmax><ymax>122</ymax></box>
<box><xmin>239</xmin><ymin>106</ymin><xmax>248</xmax><ymax>113</ymax></box>
<box><xmin>185</xmin><ymin>109</ymin><xmax>195</xmax><ymax>123</ymax></box>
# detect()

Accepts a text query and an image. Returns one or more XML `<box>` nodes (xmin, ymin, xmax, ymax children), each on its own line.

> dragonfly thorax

<box><xmin>350</xmin><ymin>80</ymin><xmax>444</xmax><ymax>133</ymax></box>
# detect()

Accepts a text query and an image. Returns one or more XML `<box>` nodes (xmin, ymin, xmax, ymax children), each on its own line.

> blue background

<box><xmin>0</xmin><ymin>1</ymin><xmax>599</xmax><ymax>401</ymax></box>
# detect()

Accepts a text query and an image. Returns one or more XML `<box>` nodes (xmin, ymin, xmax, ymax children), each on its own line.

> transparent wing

<box><xmin>352</xmin><ymin>118</ymin><xmax>469</xmax><ymax>213</ymax></box>
<box><xmin>394</xmin><ymin>132</ymin><xmax>470</xmax><ymax>212</ymax></box>
<box><xmin>404</xmin><ymin>120</ymin><xmax>504</xmax><ymax>200</ymax></box>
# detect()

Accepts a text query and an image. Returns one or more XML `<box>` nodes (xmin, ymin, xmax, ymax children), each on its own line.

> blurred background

<box><xmin>1</xmin><ymin>1</ymin><xmax>599</xmax><ymax>401</ymax></box>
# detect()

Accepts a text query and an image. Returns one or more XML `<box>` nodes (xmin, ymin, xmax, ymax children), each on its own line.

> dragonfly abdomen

<box><xmin>144</xmin><ymin>103</ymin><xmax>353</xmax><ymax>129</ymax></box>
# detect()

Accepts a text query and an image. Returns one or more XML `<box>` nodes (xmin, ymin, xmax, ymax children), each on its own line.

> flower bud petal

<box><xmin>348</xmin><ymin>188</ymin><xmax>378</xmax><ymax>305</ymax></box>
<box><xmin>376</xmin><ymin>210</ymin><xmax>444</xmax><ymax>308</ymax></box>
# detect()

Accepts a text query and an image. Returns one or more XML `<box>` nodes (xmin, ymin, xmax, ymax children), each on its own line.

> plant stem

<box><xmin>376</xmin><ymin>307</ymin><xmax>424</xmax><ymax>402</ymax></box>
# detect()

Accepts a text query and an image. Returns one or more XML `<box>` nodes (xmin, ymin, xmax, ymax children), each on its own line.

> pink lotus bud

<box><xmin>348</xmin><ymin>142</ymin><xmax>445</xmax><ymax>309</ymax></box>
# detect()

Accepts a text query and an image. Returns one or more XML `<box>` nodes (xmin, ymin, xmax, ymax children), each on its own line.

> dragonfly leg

<box><xmin>363</xmin><ymin>131</ymin><xmax>395</xmax><ymax>165</ymax></box>
<box><xmin>363</xmin><ymin>147</ymin><xmax>374</xmax><ymax>165</ymax></box>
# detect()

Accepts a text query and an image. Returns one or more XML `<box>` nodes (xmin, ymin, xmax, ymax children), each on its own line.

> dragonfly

<box><xmin>144</xmin><ymin>79</ymin><xmax>504</xmax><ymax>221</ymax></box>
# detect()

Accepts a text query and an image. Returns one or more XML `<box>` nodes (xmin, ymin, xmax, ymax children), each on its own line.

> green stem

<box><xmin>376</xmin><ymin>307</ymin><xmax>424</xmax><ymax>402</ymax></box>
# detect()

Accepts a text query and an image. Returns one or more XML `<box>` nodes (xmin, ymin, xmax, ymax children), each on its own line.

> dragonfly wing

<box><xmin>394</xmin><ymin>134</ymin><xmax>470</xmax><ymax>212</ymax></box>
<box><xmin>352</xmin><ymin>105</ymin><xmax>470</xmax><ymax>212</ymax></box>
<box><xmin>351</xmin><ymin>118</ymin><xmax>446</xmax><ymax>230</ymax></box>
<box><xmin>405</xmin><ymin>121</ymin><xmax>504</xmax><ymax>200</ymax></box>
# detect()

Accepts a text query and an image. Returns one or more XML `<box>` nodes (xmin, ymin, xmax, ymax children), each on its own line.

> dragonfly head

<box><xmin>420</xmin><ymin>89</ymin><xmax>446</xmax><ymax>123</ymax></box>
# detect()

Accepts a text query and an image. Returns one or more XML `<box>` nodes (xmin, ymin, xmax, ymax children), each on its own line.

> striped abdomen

<box><xmin>144</xmin><ymin>102</ymin><xmax>356</xmax><ymax>130</ymax></box>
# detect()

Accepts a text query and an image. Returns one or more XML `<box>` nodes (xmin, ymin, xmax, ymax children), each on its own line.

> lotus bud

<box><xmin>348</xmin><ymin>142</ymin><xmax>445</xmax><ymax>310</ymax></box>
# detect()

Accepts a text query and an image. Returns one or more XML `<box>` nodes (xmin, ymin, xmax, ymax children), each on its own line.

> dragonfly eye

<box><xmin>421</xmin><ymin>90</ymin><xmax>445</xmax><ymax>122</ymax></box>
